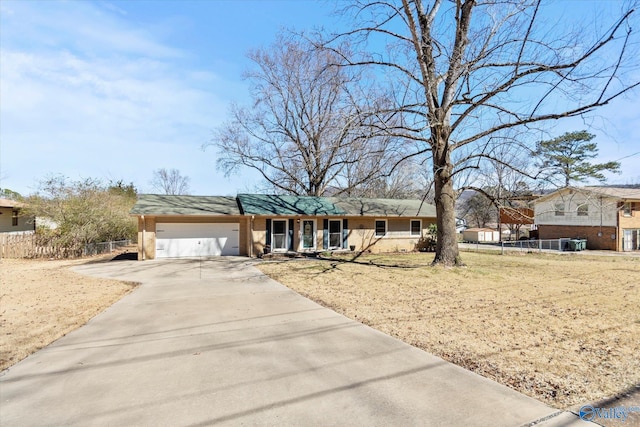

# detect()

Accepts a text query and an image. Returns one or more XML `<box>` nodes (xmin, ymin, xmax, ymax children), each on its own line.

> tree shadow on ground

<box><xmin>314</xmin><ymin>253</ymin><xmax>431</xmax><ymax>272</ymax></box>
<box><xmin>111</xmin><ymin>252</ymin><xmax>138</xmax><ymax>261</ymax></box>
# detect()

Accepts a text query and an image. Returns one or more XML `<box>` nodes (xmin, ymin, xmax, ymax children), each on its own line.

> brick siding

<box><xmin>537</xmin><ymin>225</ymin><xmax>617</xmax><ymax>250</ymax></box>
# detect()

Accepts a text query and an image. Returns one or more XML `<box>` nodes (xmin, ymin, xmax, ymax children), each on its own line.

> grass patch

<box><xmin>258</xmin><ymin>251</ymin><xmax>640</xmax><ymax>409</ymax></box>
<box><xmin>0</xmin><ymin>258</ymin><xmax>137</xmax><ymax>370</ymax></box>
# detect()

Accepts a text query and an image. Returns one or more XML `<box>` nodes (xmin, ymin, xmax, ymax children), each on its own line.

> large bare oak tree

<box><xmin>211</xmin><ymin>33</ymin><xmax>403</xmax><ymax>196</ymax></box>
<box><xmin>329</xmin><ymin>0</ymin><xmax>639</xmax><ymax>265</ymax></box>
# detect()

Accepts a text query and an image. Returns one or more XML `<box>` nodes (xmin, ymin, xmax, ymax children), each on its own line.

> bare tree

<box><xmin>210</xmin><ymin>32</ymin><xmax>401</xmax><ymax>196</ymax></box>
<box><xmin>150</xmin><ymin>168</ymin><xmax>190</xmax><ymax>195</ymax></box>
<box><xmin>345</xmin><ymin>155</ymin><xmax>434</xmax><ymax>199</ymax></box>
<box><xmin>459</xmin><ymin>191</ymin><xmax>495</xmax><ymax>228</ymax></box>
<box><xmin>328</xmin><ymin>0</ymin><xmax>639</xmax><ymax>265</ymax></box>
<box><xmin>461</xmin><ymin>138</ymin><xmax>536</xmax><ymax>232</ymax></box>
<box><xmin>25</xmin><ymin>176</ymin><xmax>137</xmax><ymax>256</ymax></box>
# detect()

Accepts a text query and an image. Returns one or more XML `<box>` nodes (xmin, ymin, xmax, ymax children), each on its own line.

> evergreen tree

<box><xmin>0</xmin><ymin>188</ymin><xmax>23</xmax><ymax>200</ymax></box>
<box><xmin>535</xmin><ymin>131</ymin><xmax>621</xmax><ymax>187</ymax></box>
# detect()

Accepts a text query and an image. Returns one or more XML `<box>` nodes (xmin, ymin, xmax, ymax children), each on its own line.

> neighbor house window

<box><xmin>577</xmin><ymin>204</ymin><xmax>588</xmax><ymax>217</ymax></box>
<box><xmin>375</xmin><ymin>220</ymin><xmax>387</xmax><ymax>237</ymax></box>
<box><xmin>554</xmin><ymin>203</ymin><xmax>565</xmax><ymax>216</ymax></box>
<box><xmin>12</xmin><ymin>210</ymin><xmax>19</xmax><ymax>226</ymax></box>
<box><xmin>410</xmin><ymin>220</ymin><xmax>421</xmax><ymax>236</ymax></box>
<box><xmin>623</xmin><ymin>202</ymin><xmax>632</xmax><ymax>217</ymax></box>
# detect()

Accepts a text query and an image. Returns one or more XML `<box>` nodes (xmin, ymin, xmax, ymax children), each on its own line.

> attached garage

<box><xmin>156</xmin><ymin>223</ymin><xmax>240</xmax><ymax>258</ymax></box>
<box><xmin>131</xmin><ymin>195</ymin><xmax>246</xmax><ymax>260</ymax></box>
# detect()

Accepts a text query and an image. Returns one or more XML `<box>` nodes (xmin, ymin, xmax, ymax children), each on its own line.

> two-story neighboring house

<box><xmin>0</xmin><ymin>198</ymin><xmax>35</xmax><ymax>234</ymax></box>
<box><xmin>533</xmin><ymin>186</ymin><xmax>640</xmax><ymax>251</ymax></box>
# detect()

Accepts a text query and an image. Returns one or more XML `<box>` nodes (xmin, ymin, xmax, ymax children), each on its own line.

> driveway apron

<box><xmin>0</xmin><ymin>258</ymin><xmax>588</xmax><ymax>426</ymax></box>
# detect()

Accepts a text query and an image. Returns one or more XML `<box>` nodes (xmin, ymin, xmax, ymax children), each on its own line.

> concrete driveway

<box><xmin>0</xmin><ymin>258</ymin><xmax>588</xmax><ymax>426</ymax></box>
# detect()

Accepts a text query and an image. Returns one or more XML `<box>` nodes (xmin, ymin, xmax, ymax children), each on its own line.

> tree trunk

<box><xmin>431</xmin><ymin>137</ymin><xmax>463</xmax><ymax>267</ymax></box>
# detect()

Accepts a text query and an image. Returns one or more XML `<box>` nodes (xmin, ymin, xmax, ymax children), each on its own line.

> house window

<box><xmin>328</xmin><ymin>220</ymin><xmax>342</xmax><ymax>248</ymax></box>
<box><xmin>622</xmin><ymin>229</ymin><xmax>639</xmax><ymax>251</ymax></box>
<box><xmin>12</xmin><ymin>210</ymin><xmax>19</xmax><ymax>226</ymax></box>
<box><xmin>272</xmin><ymin>220</ymin><xmax>288</xmax><ymax>251</ymax></box>
<box><xmin>623</xmin><ymin>202</ymin><xmax>632</xmax><ymax>217</ymax></box>
<box><xmin>554</xmin><ymin>203</ymin><xmax>565</xmax><ymax>216</ymax></box>
<box><xmin>577</xmin><ymin>204</ymin><xmax>588</xmax><ymax>217</ymax></box>
<box><xmin>302</xmin><ymin>220</ymin><xmax>315</xmax><ymax>250</ymax></box>
<box><xmin>375</xmin><ymin>220</ymin><xmax>387</xmax><ymax>237</ymax></box>
<box><xmin>410</xmin><ymin>220</ymin><xmax>422</xmax><ymax>236</ymax></box>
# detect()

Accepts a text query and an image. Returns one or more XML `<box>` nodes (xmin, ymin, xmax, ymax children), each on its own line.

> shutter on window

<box><xmin>323</xmin><ymin>219</ymin><xmax>329</xmax><ymax>249</ymax></box>
<box><xmin>342</xmin><ymin>218</ymin><xmax>348</xmax><ymax>249</ymax></box>
<box><xmin>288</xmin><ymin>219</ymin><xmax>294</xmax><ymax>251</ymax></box>
<box><xmin>266</xmin><ymin>219</ymin><xmax>272</xmax><ymax>246</ymax></box>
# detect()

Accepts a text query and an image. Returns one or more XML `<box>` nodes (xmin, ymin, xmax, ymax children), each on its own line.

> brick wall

<box><xmin>537</xmin><ymin>225</ymin><xmax>617</xmax><ymax>250</ymax></box>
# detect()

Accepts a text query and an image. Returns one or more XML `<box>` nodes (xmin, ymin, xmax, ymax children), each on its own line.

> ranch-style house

<box><xmin>131</xmin><ymin>194</ymin><xmax>437</xmax><ymax>259</ymax></box>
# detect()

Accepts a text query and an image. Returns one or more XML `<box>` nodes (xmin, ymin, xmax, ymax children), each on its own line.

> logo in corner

<box><xmin>579</xmin><ymin>405</ymin><xmax>595</xmax><ymax>421</ymax></box>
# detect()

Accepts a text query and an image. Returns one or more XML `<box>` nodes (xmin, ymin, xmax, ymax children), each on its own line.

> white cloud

<box><xmin>0</xmin><ymin>0</ymin><xmax>255</xmax><ymax>195</ymax></box>
<box><xmin>2</xmin><ymin>1</ymin><xmax>182</xmax><ymax>59</ymax></box>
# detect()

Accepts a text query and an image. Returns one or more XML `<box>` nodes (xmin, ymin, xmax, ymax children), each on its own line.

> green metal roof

<box><xmin>237</xmin><ymin>194</ymin><xmax>346</xmax><ymax>216</ymax></box>
<box><xmin>130</xmin><ymin>194</ymin><xmax>241</xmax><ymax>216</ymax></box>
<box><xmin>329</xmin><ymin>197</ymin><xmax>436</xmax><ymax>217</ymax></box>
<box><xmin>131</xmin><ymin>193</ymin><xmax>436</xmax><ymax>218</ymax></box>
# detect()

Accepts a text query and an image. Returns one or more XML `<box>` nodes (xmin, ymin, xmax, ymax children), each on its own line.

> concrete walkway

<box><xmin>0</xmin><ymin>258</ymin><xmax>589</xmax><ymax>426</ymax></box>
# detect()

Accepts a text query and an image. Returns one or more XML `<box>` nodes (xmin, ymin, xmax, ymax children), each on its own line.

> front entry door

<box><xmin>302</xmin><ymin>220</ymin><xmax>315</xmax><ymax>250</ymax></box>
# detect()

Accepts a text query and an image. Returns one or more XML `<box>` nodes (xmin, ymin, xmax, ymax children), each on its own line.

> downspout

<box><xmin>616</xmin><ymin>199</ymin><xmax>621</xmax><ymax>251</ymax></box>
<box><xmin>250</xmin><ymin>215</ymin><xmax>255</xmax><ymax>257</ymax></box>
<box><xmin>141</xmin><ymin>215</ymin><xmax>146</xmax><ymax>261</ymax></box>
<box><xmin>599</xmin><ymin>196</ymin><xmax>603</xmax><ymax>236</ymax></box>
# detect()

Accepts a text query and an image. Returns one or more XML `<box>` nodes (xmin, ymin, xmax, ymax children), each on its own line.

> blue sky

<box><xmin>1</xmin><ymin>0</ymin><xmax>638</xmax><ymax>197</ymax></box>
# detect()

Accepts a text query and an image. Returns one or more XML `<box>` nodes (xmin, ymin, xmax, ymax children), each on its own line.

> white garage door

<box><xmin>156</xmin><ymin>223</ymin><xmax>239</xmax><ymax>258</ymax></box>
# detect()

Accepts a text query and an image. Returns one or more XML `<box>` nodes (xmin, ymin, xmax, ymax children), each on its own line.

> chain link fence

<box><xmin>82</xmin><ymin>240</ymin><xmax>132</xmax><ymax>256</ymax></box>
<box><xmin>461</xmin><ymin>238</ymin><xmax>577</xmax><ymax>253</ymax></box>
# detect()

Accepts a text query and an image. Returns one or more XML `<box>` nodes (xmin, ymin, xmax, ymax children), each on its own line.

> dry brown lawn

<box><xmin>0</xmin><ymin>257</ymin><xmax>137</xmax><ymax>370</ymax></box>
<box><xmin>258</xmin><ymin>251</ymin><xmax>640</xmax><ymax>411</ymax></box>
<box><xmin>1</xmin><ymin>250</ymin><xmax>637</xmax><ymax>423</ymax></box>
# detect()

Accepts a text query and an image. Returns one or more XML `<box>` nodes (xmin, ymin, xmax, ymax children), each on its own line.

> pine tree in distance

<box><xmin>535</xmin><ymin>131</ymin><xmax>621</xmax><ymax>187</ymax></box>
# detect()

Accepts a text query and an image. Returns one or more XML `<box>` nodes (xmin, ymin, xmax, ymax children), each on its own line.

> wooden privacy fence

<box><xmin>0</xmin><ymin>233</ymin><xmax>131</xmax><ymax>259</ymax></box>
<box><xmin>1</xmin><ymin>233</ymin><xmax>74</xmax><ymax>259</ymax></box>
